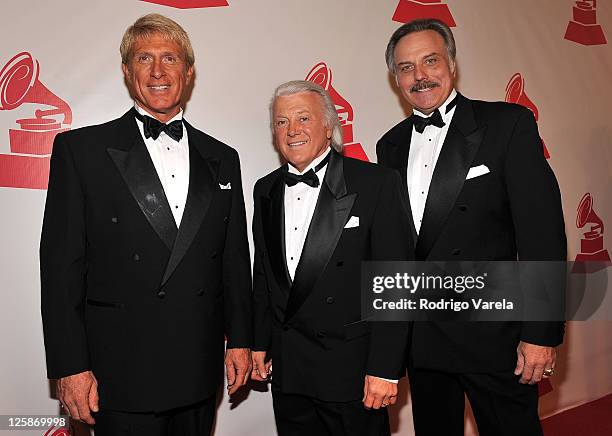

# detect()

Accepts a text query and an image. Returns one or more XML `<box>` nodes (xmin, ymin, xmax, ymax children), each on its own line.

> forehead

<box><xmin>394</xmin><ymin>30</ymin><xmax>447</xmax><ymax>60</ymax></box>
<box><xmin>273</xmin><ymin>92</ymin><xmax>324</xmax><ymax>116</ymax></box>
<box><xmin>132</xmin><ymin>33</ymin><xmax>183</xmax><ymax>54</ymax></box>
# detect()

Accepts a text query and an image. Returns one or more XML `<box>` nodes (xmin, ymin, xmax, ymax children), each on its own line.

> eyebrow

<box><xmin>397</xmin><ymin>51</ymin><xmax>440</xmax><ymax>66</ymax></box>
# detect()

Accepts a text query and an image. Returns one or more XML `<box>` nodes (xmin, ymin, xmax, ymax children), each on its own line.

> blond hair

<box><xmin>120</xmin><ymin>14</ymin><xmax>194</xmax><ymax>67</ymax></box>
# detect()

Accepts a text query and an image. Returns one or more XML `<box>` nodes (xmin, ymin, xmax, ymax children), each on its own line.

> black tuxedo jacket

<box><xmin>377</xmin><ymin>94</ymin><xmax>566</xmax><ymax>373</ymax></box>
<box><xmin>40</xmin><ymin>109</ymin><xmax>252</xmax><ymax>412</ymax></box>
<box><xmin>252</xmin><ymin>150</ymin><xmax>414</xmax><ymax>402</ymax></box>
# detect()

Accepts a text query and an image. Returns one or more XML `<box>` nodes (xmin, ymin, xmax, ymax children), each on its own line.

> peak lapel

<box><xmin>262</xmin><ymin>172</ymin><xmax>292</xmax><ymax>296</ymax></box>
<box><xmin>107</xmin><ymin>109</ymin><xmax>177</xmax><ymax>251</ymax></box>
<box><xmin>382</xmin><ymin>117</ymin><xmax>418</xmax><ymax>244</ymax></box>
<box><xmin>416</xmin><ymin>96</ymin><xmax>486</xmax><ymax>259</ymax></box>
<box><xmin>284</xmin><ymin>151</ymin><xmax>356</xmax><ymax>322</ymax></box>
<box><xmin>160</xmin><ymin>122</ymin><xmax>215</xmax><ymax>286</ymax></box>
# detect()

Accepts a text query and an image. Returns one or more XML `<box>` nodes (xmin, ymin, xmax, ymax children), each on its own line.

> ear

<box><xmin>326</xmin><ymin>126</ymin><xmax>332</xmax><ymax>140</ymax></box>
<box><xmin>121</xmin><ymin>63</ymin><xmax>131</xmax><ymax>83</ymax></box>
<box><xmin>186</xmin><ymin>65</ymin><xmax>194</xmax><ymax>85</ymax></box>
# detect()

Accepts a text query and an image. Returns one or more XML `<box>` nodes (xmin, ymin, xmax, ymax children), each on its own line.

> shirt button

<box><xmin>167</xmin><ymin>147</ymin><xmax>170</xmax><ymax>151</ymax></box>
<box><xmin>171</xmin><ymin>174</ymin><xmax>175</xmax><ymax>178</ymax></box>
<box><xmin>175</xmin><ymin>205</ymin><xmax>179</xmax><ymax>209</ymax></box>
<box><xmin>294</xmin><ymin>227</ymin><xmax>297</xmax><ymax>231</ymax></box>
<box><xmin>290</xmin><ymin>256</ymin><xmax>294</xmax><ymax>260</ymax></box>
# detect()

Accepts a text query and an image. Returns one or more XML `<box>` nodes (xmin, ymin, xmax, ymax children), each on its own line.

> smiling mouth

<box><xmin>411</xmin><ymin>82</ymin><xmax>439</xmax><ymax>93</ymax></box>
<box><xmin>288</xmin><ymin>141</ymin><xmax>307</xmax><ymax>147</ymax></box>
<box><xmin>148</xmin><ymin>85</ymin><xmax>170</xmax><ymax>91</ymax></box>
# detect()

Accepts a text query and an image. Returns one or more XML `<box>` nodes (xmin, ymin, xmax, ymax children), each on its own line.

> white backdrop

<box><xmin>1</xmin><ymin>1</ymin><xmax>611</xmax><ymax>435</ymax></box>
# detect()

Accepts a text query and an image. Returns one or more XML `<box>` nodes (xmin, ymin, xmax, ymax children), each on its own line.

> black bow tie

<box><xmin>134</xmin><ymin>110</ymin><xmax>183</xmax><ymax>141</ymax></box>
<box><xmin>412</xmin><ymin>109</ymin><xmax>445</xmax><ymax>134</ymax></box>
<box><xmin>284</xmin><ymin>152</ymin><xmax>331</xmax><ymax>188</ymax></box>
<box><xmin>411</xmin><ymin>94</ymin><xmax>458</xmax><ymax>134</ymax></box>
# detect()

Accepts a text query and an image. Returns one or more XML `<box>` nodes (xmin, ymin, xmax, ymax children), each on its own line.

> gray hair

<box><xmin>270</xmin><ymin>80</ymin><xmax>343</xmax><ymax>152</ymax></box>
<box><xmin>385</xmin><ymin>18</ymin><xmax>456</xmax><ymax>75</ymax></box>
<box><xmin>120</xmin><ymin>14</ymin><xmax>195</xmax><ymax>67</ymax></box>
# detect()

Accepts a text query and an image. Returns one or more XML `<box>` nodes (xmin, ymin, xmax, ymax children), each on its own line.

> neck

<box><xmin>135</xmin><ymin>103</ymin><xmax>182</xmax><ymax>124</ymax></box>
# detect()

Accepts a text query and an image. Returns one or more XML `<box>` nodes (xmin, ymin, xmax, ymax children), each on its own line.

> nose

<box><xmin>413</xmin><ymin>63</ymin><xmax>427</xmax><ymax>82</ymax></box>
<box><xmin>150</xmin><ymin>57</ymin><xmax>164</xmax><ymax>79</ymax></box>
<box><xmin>288</xmin><ymin>120</ymin><xmax>300</xmax><ymax>137</ymax></box>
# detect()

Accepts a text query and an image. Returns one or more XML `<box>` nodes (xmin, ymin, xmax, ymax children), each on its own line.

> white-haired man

<box><xmin>251</xmin><ymin>80</ymin><xmax>413</xmax><ymax>435</ymax></box>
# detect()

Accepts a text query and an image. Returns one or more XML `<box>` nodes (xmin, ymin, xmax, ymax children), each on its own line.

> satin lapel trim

<box><xmin>386</xmin><ymin>118</ymin><xmax>418</xmax><ymax>244</ymax></box>
<box><xmin>263</xmin><ymin>174</ymin><xmax>292</xmax><ymax>295</ymax></box>
<box><xmin>107</xmin><ymin>113</ymin><xmax>177</xmax><ymax>251</ymax></box>
<box><xmin>161</xmin><ymin>135</ymin><xmax>216</xmax><ymax>286</ymax></box>
<box><xmin>416</xmin><ymin>99</ymin><xmax>485</xmax><ymax>259</ymax></box>
<box><xmin>284</xmin><ymin>151</ymin><xmax>356</xmax><ymax>322</ymax></box>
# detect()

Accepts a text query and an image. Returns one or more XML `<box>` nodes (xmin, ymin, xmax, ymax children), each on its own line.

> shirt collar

<box><xmin>413</xmin><ymin>89</ymin><xmax>457</xmax><ymax>120</ymax></box>
<box><xmin>134</xmin><ymin>102</ymin><xmax>183</xmax><ymax>124</ymax></box>
<box><xmin>288</xmin><ymin>147</ymin><xmax>332</xmax><ymax>175</ymax></box>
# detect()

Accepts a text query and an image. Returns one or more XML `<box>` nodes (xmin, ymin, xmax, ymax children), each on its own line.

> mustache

<box><xmin>410</xmin><ymin>81</ymin><xmax>440</xmax><ymax>92</ymax></box>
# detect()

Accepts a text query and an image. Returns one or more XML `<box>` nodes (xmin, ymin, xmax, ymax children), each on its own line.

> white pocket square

<box><xmin>344</xmin><ymin>216</ymin><xmax>359</xmax><ymax>229</ymax></box>
<box><xmin>219</xmin><ymin>182</ymin><xmax>232</xmax><ymax>190</ymax></box>
<box><xmin>466</xmin><ymin>165</ymin><xmax>490</xmax><ymax>180</ymax></box>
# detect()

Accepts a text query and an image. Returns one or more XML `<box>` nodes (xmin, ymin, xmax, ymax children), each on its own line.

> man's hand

<box><xmin>362</xmin><ymin>375</ymin><xmax>398</xmax><ymax>409</ymax></box>
<box><xmin>57</xmin><ymin>370</ymin><xmax>98</xmax><ymax>425</ymax></box>
<box><xmin>225</xmin><ymin>348</ymin><xmax>252</xmax><ymax>395</ymax></box>
<box><xmin>251</xmin><ymin>351</ymin><xmax>272</xmax><ymax>381</ymax></box>
<box><xmin>514</xmin><ymin>341</ymin><xmax>556</xmax><ymax>384</ymax></box>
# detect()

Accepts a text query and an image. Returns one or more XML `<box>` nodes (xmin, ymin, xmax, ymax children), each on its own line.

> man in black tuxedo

<box><xmin>40</xmin><ymin>14</ymin><xmax>252</xmax><ymax>435</ymax></box>
<box><xmin>377</xmin><ymin>19</ymin><xmax>566</xmax><ymax>436</ymax></box>
<box><xmin>250</xmin><ymin>80</ymin><xmax>413</xmax><ymax>435</ymax></box>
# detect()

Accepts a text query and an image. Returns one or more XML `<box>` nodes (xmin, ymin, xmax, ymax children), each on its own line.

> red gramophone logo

<box><xmin>564</xmin><ymin>0</ymin><xmax>607</xmax><ymax>45</ymax></box>
<box><xmin>572</xmin><ymin>193</ymin><xmax>611</xmax><ymax>273</ymax></box>
<box><xmin>505</xmin><ymin>73</ymin><xmax>550</xmax><ymax>159</ymax></box>
<box><xmin>43</xmin><ymin>424</ymin><xmax>70</xmax><ymax>435</ymax></box>
<box><xmin>392</xmin><ymin>0</ymin><xmax>456</xmax><ymax>27</ymax></box>
<box><xmin>305</xmin><ymin>62</ymin><xmax>368</xmax><ymax>162</ymax></box>
<box><xmin>0</xmin><ymin>52</ymin><xmax>72</xmax><ymax>190</ymax></box>
<box><xmin>140</xmin><ymin>0</ymin><xmax>228</xmax><ymax>8</ymax></box>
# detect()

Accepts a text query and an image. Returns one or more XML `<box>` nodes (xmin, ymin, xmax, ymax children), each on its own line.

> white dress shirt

<box><xmin>407</xmin><ymin>89</ymin><xmax>457</xmax><ymax>234</ymax></box>
<box><xmin>284</xmin><ymin>148</ymin><xmax>331</xmax><ymax>280</ymax></box>
<box><xmin>134</xmin><ymin>103</ymin><xmax>190</xmax><ymax>227</ymax></box>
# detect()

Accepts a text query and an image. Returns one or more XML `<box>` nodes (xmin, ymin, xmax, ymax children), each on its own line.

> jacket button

<box><xmin>223</xmin><ymin>216</ymin><xmax>229</xmax><ymax>223</ymax></box>
<box><xmin>452</xmin><ymin>249</ymin><xmax>461</xmax><ymax>255</ymax></box>
<box><xmin>133</xmin><ymin>254</ymin><xmax>140</xmax><ymax>261</ymax></box>
<box><xmin>316</xmin><ymin>331</ymin><xmax>326</xmax><ymax>338</ymax></box>
<box><xmin>336</xmin><ymin>261</ymin><xmax>344</xmax><ymax>267</ymax></box>
<box><xmin>325</xmin><ymin>296</ymin><xmax>335</xmax><ymax>304</ymax></box>
<box><xmin>458</xmin><ymin>205</ymin><xmax>468</xmax><ymax>212</ymax></box>
<box><xmin>211</xmin><ymin>251</ymin><xmax>217</xmax><ymax>259</ymax></box>
<box><xmin>157</xmin><ymin>290</ymin><xmax>166</xmax><ymax>299</ymax></box>
<box><xmin>197</xmin><ymin>288</ymin><xmax>205</xmax><ymax>296</ymax></box>
<box><xmin>111</xmin><ymin>217</ymin><xmax>118</xmax><ymax>223</ymax></box>
<box><xmin>282</xmin><ymin>325</ymin><xmax>289</xmax><ymax>332</ymax></box>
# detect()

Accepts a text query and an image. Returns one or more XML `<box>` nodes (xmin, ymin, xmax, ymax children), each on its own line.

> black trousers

<box><xmin>272</xmin><ymin>391</ymin><xmax>390</xmax><ymax>436</ymax></box>
<box><xmin>408</xmin><ymin>367</ymin><xmax>543</xmax><ymax>436</ymax></box>
<box><xmin>93</xmin><ymin>395</ymin><xmax>216</xmax><ymax>436</ymax></box>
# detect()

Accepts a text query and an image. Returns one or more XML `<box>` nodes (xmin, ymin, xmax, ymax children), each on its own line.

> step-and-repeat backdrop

<box><xmin>1</xmin><ymin>1</ymin><xmax>610</xmax><ymax>435</ymax></box>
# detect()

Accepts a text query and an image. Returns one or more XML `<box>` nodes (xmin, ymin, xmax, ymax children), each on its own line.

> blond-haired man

<box><xmin>41</xmin><ymin>14</ymin><xmax>252</xmax><ymax>435</ymax></box>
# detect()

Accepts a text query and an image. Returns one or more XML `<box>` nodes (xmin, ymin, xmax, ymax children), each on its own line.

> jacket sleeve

<box><xmin>504</xmin><ymin>108</ymin><xmax>567</xmax><ymax>346</ymax></box>
<box><xmin>252</xmin><ymin>180</ymin><xmax>272</xmax><ymax>352</ymax></box>
<box><xmin>366</xmin><ymin>170</ymin><xmax>414</xmax><ymax>379</ymax></box>
<box><xmin>222</xmin><ymin>149</ymin><xmax>253</xmax><ymax>349</ymax></box>
<box><xmin>40</xmin><ymin>133</ymin><xmax>90</xmax><ymax>379</ymax></box>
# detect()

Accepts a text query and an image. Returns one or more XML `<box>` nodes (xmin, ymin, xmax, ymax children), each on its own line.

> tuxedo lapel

<box><xmin>107</xmin><ymin>109</ymin><xmax>177</xmax><ymax>251</ymax></box>
<box><xmin>160</xmin><ymin>122</ymin><xmax>216</xmax><ymax>286</ymax></box>
<box><xmin>382</xmin><ymin>118</ymin><xmax>418</xmax><ymax>243</ymax></box>
<box><xmin>284</xmin><ymin>151</ymin><xmax>356</xmax><ymax>322</ymax></box>
<box><xmin>416</xmin><ymin>96</ymin><xmax>486</xmax><ymax>259</ymax></box>
<box><xmin>262</xmin><ymin>172</ymin><xmax>292</xmax><ymax>296</ymax></box>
